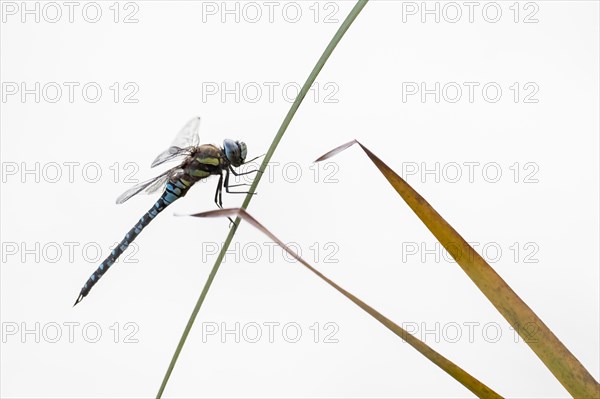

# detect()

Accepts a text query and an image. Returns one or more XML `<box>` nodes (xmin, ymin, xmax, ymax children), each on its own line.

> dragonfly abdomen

<box><xmin>73</xmin><ymin>178</ymin><xmax>192</xmax><ymax>306</ymax></box>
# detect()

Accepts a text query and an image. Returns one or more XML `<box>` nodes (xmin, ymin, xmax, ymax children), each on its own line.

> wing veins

<box><xmin>115</xmin><ymin>168</ymin><xmax>179</xmax><ymax>204</ymax></box>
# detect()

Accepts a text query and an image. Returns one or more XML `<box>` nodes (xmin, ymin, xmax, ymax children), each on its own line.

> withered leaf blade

<box><xmin>315</xmin><ymin>140</ymin><xmax>600</xmax><ymax>398</ymax></box>
<box><xmin>189</xmin><ymin>207</ymin><xmax>504</xmax><ymax>399</ymax></box>
<box><xmin>314</xmin><ymin>139</ymin><xmax>359</xmax><ymax>162</ymax></box>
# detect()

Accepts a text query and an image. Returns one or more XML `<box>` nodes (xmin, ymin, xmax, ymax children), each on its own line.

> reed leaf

<box><xmin>156</xmin><ymin>2</ymin><xmax>370</xmax><ymax>397</ymax></box>
<box><xmin>316</xmin><ymin>140</ymin><xmax>600</xmax><ymax>399</ymax></box>
<box><xmin>189</xmin><ymin>208</ymin><xmax>504</xmax><ymax>399</ymax></box>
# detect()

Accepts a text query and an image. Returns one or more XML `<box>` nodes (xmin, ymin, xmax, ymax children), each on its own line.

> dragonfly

<box><xmin>74</xmin><ymin>117</ymin><xmax>259</xmax><ymax>306</ymax></box>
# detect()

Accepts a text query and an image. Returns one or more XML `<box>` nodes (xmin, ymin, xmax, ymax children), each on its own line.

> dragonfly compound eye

<box><xmin>223</xmin><ymin>139</ymin><xmax>242</xmax><ymax>166</ymax></box>
<box><xmin>237</xmin><ymin>141</ymin><xmax>247</xmax><ymax>163</ymax></box>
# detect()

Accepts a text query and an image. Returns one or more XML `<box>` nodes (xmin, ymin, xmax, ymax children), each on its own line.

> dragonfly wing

<box><xmin>144</xmin><ymin>170</ymin><xmax>178</xmax><ymax>194</ymax></box>
<box><xmin>172</xmin><ymin>116</ymin><xmax>201</xmax><ymax>148</ymax></box>
<box><xmin>150</xmin><ymin>146</ymin><xmax>193</xmax><ymax>168</ymax></box>
<box><xmin>150</xmin><ymin>117</ymin><xmax>200</xmax><ymax>167</ymax></box>
<box><xmin>116</xmin><ymin>169</ymin><xmax>176</xmax><ymax>204</ymax></box>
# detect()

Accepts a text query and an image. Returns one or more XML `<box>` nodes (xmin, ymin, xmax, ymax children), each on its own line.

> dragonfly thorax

<box><xmin>223</xmin><ymin>139</ymin><xmax>247</xmax><ymax>167</ymax></box>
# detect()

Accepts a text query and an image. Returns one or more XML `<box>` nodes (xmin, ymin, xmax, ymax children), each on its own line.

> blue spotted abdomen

<box><xmin>74</xmin><ymin>178</ymin><xmax>192</xmax><ymax>305</ymax></box>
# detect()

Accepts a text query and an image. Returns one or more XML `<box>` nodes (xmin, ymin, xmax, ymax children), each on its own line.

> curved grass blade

<box><xmin>156</xmin><ymin>2</ymin><xmax>370</xmax><ymax>397</ymax></box>
<box><xmin>189</xmin><ymin>208</ymin><xmax>504</xmax><ymax>399</ymax></box>
<box><xmin>316</xmin><ymin>140</ymin><xmax>600</xmax><ymax>399</ymax></box>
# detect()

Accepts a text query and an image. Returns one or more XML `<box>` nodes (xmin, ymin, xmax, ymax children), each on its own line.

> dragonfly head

<box><xmin>223</xmin><ymin>139</ymin><xmax>247</xmax><ymax>167</ymax></box>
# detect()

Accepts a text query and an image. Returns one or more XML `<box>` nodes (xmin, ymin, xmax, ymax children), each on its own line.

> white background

<box><xmin>1</xmin><ymin>1</ymin><xmax>599</xmax><ymax>398</ymax></box>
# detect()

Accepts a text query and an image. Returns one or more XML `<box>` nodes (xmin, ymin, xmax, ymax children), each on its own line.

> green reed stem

<box><xmin>156</xmin><ymin>1</ymin><xmax>369</xmax><ymax>397</ymax></box>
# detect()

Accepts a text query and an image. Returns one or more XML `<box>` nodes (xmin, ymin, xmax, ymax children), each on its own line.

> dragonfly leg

<box><xmin>214</xmin><ymin>173</ymin><xmax>224</xmax><ymax>208</ymax></box>
<box><xmin>229</xmin><ymin>166</ymin><xmax>262</xmax><ymax>177</ymax></box>
<box><xmin>215</xmin><ymin>172</ymin><xmax>236</xmax><ymax>227</ymax></box>
<box><xmin>225</xmin><ymin>168</ymin><xmax>257</xmax><ymax>195</ymax></box>
<box><xmin>242</xmin><ymin>153</ymin><xmax>266</xmax><ymax>164</ymax></box>
<box><xmin>220</xmin><ymin>188</ymin><xmax>234</xmax><ymax>228</ymax></box>
<box><xmin>218</xmin><ymin>178</ymin><xmax>224</xmax><ymax>209</ymax></box>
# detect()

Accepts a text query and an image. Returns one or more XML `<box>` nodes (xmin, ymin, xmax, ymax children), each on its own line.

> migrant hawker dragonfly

<box><xmin>74</xmin><ymin>117</ymin><xmax>258</xmax><ymax>306</ymax></box>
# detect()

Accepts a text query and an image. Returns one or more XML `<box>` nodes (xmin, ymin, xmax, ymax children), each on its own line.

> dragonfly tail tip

<box><xmin>73</xmin><ymin>294</ymin><xmax>84</xmax><ymax>307</ymax></box>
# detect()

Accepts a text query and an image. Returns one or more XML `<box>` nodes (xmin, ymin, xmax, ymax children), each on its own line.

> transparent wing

<box><xmin>144</xmin><ymin>169</ymin><xmax>179</xmax><ymax>194</ymax></box>
<box><xmin>172</xmin><ymin>116</ymin><xmax>201</xmax><ymax>148</ymax></box>
<box><xmin>150</xmin><ymin>117</ymin><xmax>201</xmax><ymax>168</ymax></box>
<box><xmin>151</xmin><ymin>146</ymin><xmax>194</xmax><ymax>168</ymax></box>
<box><xmin>115</xmin><ymin>168</ymin><xmax>180</xmax><ymax>205</ymax></box>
